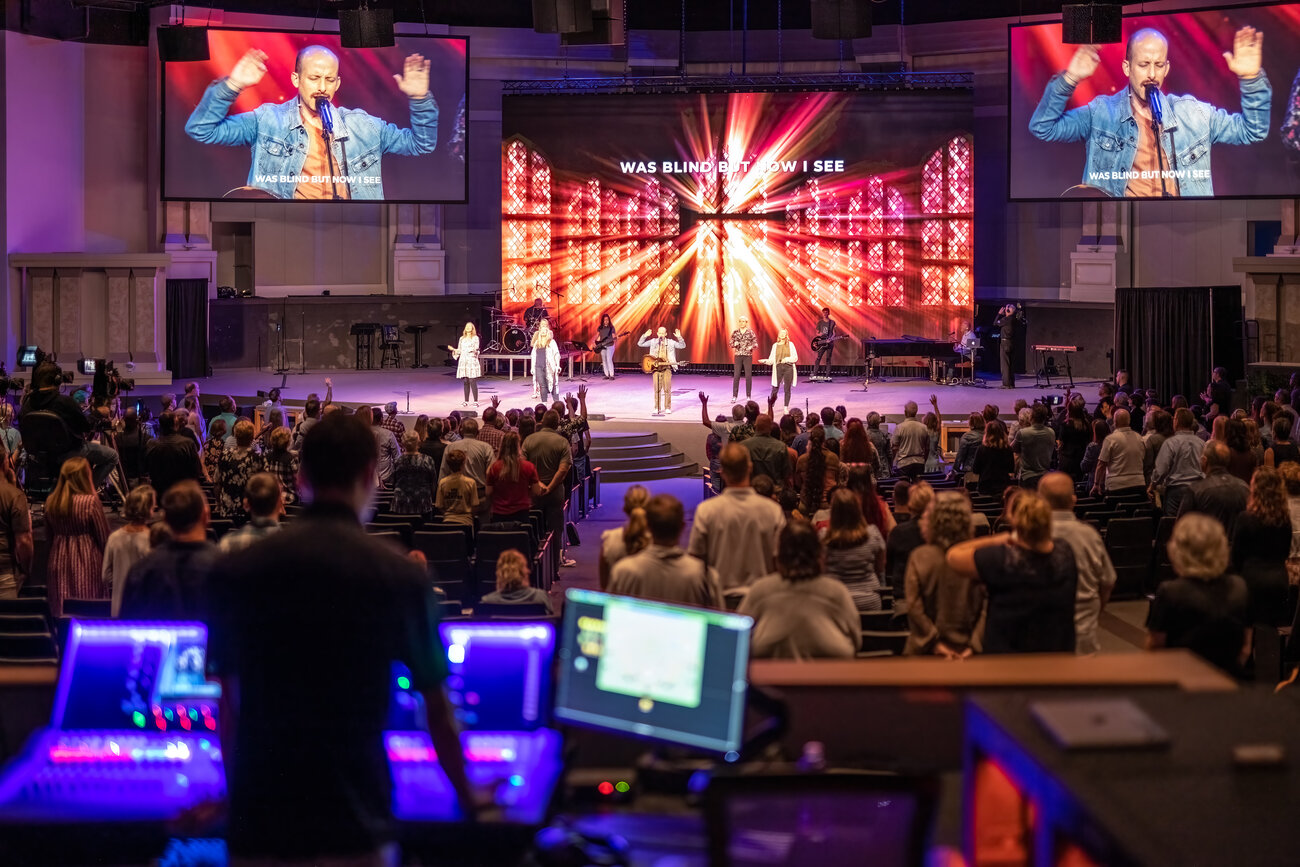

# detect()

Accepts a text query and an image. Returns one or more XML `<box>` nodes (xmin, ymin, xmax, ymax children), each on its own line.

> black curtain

<box><xmin>1115</xmin><ymin>286</ymin><xmax>1210</xmax><ymax>403</ymax></box>
<box><xmin>166</xmin><ymin>279</ymin><xmax>210</xmax><ymax>379</ymax></box>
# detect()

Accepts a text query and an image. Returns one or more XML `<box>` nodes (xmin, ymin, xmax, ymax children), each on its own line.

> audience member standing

<box><xmin>1014</xmin><ymin>403</ymin><xmax>1056</xmax><ymax>490</ymax></box>
<box><xmin>485</xmin><ymin>431</ymin><xmax>544</xmax><ymax>524</ymax></box>
<box><xmin>865</xmin><ymin>412</ymin><xmax>892</xmax><ymax>478</ymax></box>
<box><xmin>1147</xmin><ymin>513</ymin><xmax>1249</xmax><ymax>676</ymax></box>
<box><xmin>1266</xmin><ymin>417</ymin><xmax>1300</xmax><ymax>469</ymax></box>
<box><xmin>435</xmin><ymin>450</ymin><xmax>479</xmax><ymax>527</ymax></box>
<box><xmin>885</xmin><ymin>481</ymin><xmax>933</xmax><ymax>590</ymax></box>
<box><xmin>953</xmin><ymin>413</ymin><xmax>985</xmax><ymax>480</ymax></box>
<box><xmin>391</xmin><ymin>434</ymin><xmax>438</xmax><ymax>517</ymax></box>
<box><xmin>370</xmin><ymin>407</ymin><xmax>401</xmax><ymax>488</ymax></box>
<box><xmin>1056</xmin><ymin>398</ymin><xmax>1091</xmax><ymax>482</ymax></box>
<box><xmin>1223</xmin><ymin>417</ymin><xmax>1259</xmax><ymax>483</ymax></box>
<box><xmin>523</xmin><ymin>411</ymin><xmax>574</xmax><ymax>571</ymax></box>
<box><xmin>610</xmin><ymin>495</ymin><xmax>719</xmax><ymax>608</ymax></box>
<box><xmin>741</xmin><ymin>522</ymin><xmax>862</xmax><ymax>659</ymax></box>
<box><xmin>823</xmin><ymin>489</ymin><xmax>886</xmax><ymax>612</ymax></box>
<box><xmin>218</xmin><ymin>473</ymin><xmax>285</xmax><ymax>555</ymax></box>
<box><xmin>202</xmin><ymin>419</ymin><xmax>226</xmax><ymax>483</ymax></box>
<box><xmin>1039</xmin><ymin>472</ymin><xmax>1116</xmax><ymax>655</ymax></box>
<box><xmin>947</xmin><ymin>493</ymin><xmax>1076</xmax><ymax>654</ymax></box>
<box><xmin>146</xmin><ymin>410</ymin><xmax>206</xmax><ymax>496</ymax></box>
<box><xmin>1230</xmin><ymin>466</ymin><xmax>1292</xmax><ymax>628</ymax></box>
<box><xmin>972</xmin><ymin>419</ymin><xmax>1015</xmax><ymax>498</ymax></box>
<box><xmin>0</xmin><ymin>455</ymin><xmax>32</xmax><ymax>601</ymax></box>
<box><xmin>904</xmin><ymin>492</ymin><xmax>985</xmax><ymax>657</ymax></box>
<box><xmin>263</xmin><ymin>427</ymin><xmax>299</xmax><ymax>505</ymax></box>
<box><xmin>1092</xmin><ymin>409</ymin><xmax>1146</xmax><ymax>498</ymax></box>
<box><xmin>206</xmin><ymin>413</ymin><xmax>481</xmax><ymax>862</ymax></box>
<box><xmin>1142</xmin><ymin>409</ymin><xmax>1174</xmax><ymax>484</ymax></box>
<box><xmin>688</xmin><ymin>444</ymin><xmax>785</xmax><ymax>606</ymax></box>
<box><xmin>104</xmin><ymin>485</ymin><xmax>155</xmax><ymax>617</ymax></box>
<box><xmin>119</xmin><ymin>481</ymin><xmax>217</xmax><ymax>620</ymax></box>
<box><xmin>115</xmin><ymin>408</ymin><xmax>153</xmax><ymax>486</ymax></box>
<box><xmin>599</xmin><ymin>485</ymin><xmax>650</xmax><ymax>590</ymax></box>
<box><xmin>743</xmin><ymin>415</ymin><xmax>790</xmax><ymax>486</ymax></box>
<box><xmin>215</xmin><ymin>419</ymin><xmax>264</xmax><ymax>521</ymax></box>
<box><xmin>891</xmin><ymin>402</ymin><xmax>929</xmax><ymax>480</ymax></box>
<box><xmin>1149</xmin><ymin>409</ymin><xmax>1206</xmax><ymax>516</ymax></box>
<box><xmin>794</xmin><ymin>427</ymin><xmax>840</xmax><ymax>519</ymax></box>
<box><xmin>45</xmin><ymin>457</ymin><xmax>110</xmax><ymax>618</ymax></box>
<box><xmin>1179</xmin><ymin>442</ymin><xmax>1250</xmax><ymax>538</ymax></box>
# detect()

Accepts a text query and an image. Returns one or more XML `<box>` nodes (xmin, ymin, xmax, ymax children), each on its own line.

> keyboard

<box><xmin>0</xmin><ymin>732</ymin><xmax>225</xmax><ymax>821</ymax></box>
<box><xmin>386</xmin><ymin>730</ymin><xmax>563</xmax><ymax>823</ymax></box>
<box><xmin>1031</xmin><ymin>344</ymin><xmax>1081</xmax><ymax>352</ymax></box>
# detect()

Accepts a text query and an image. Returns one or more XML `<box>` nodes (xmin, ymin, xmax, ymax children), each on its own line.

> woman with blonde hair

<box><xmin>946</xmin><ymin>492</ymin><xmax>1075</xmax><ymax>654</ymax></box>
<box><xmin>905</xmin><ymin>492</ymin><xmax>986</xmax><ymax>657</ymax></box>
<box><xmin>46</xmin><ymin>457</ymin><xmax>110</xmax><ymax>617</ymax></box>
<box><xmin>480</xmin><ymin>548</ymin><xmax>552</xmax><ymax>612</ymax></box>
<box><xmin>104</xmin><ymin>485</ymin><xmax>155</xmax><ymax>617</ymax></box>
<box><xmin>0</xmin><ymin>402</ymin><xmax>20</xmax><ymax>458</ymax></box>
<box><xmin>451</xmin><ymin>322</ymin><xmax>482</xmax><ymax>408</ymax></box>
<box><xmin>599</xmin><ymin>484</ymin><xmax>650</xmax><ymax>590</ymax></box>
<box><xmin>1148</xmin><ymin>513</ymin><xmax>1249</xmax><ymax>675</ymax></box>
<box><xmin>1230</xmin><ymin>466</ymin><xmax>1292</xmax><ymax>627</ymax></box>
<box><xmin>531</xmin><ymin>319</ymin><xmax>560</xmax><ymax>404</ymax></box>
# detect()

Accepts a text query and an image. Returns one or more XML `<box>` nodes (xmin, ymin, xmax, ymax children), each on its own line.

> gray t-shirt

<box><xmin>523</xmin><ymin>429</ymin><xmax>572</xmax><ymax>490</ymax></box>
<box><xmin>1015</xmin><ymin>424</ymin><xmax>1056</xmax><ymax>480</ymax></box>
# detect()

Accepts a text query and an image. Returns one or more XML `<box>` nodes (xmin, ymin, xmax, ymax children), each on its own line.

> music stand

<box><xmin>568</xmin><ymin>341</ymin><xmax>592</xmax><ymax>382</ymax></box>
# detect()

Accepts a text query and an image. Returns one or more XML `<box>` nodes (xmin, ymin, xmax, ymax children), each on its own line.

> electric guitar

<box><xmin>641</xmin><ymin>357</ymin><xmax>690</xmax><ymax>374</ymax></box>
<box><xmin>810</xmin><ymin>333</ymin><xmax>851</xmax><ymax>352</ymax></box>
<box><xmin>594</xmin><ymin>330</ymin><xmax>630</xmax><ymax>351</ymax></box>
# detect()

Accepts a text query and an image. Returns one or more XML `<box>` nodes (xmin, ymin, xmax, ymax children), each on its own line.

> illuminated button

<box><xmin>397</xmin><ymin>676</ymin><xmax>411</xmax><ymax>690</ymax></box>
<box><xmin>597</xmin><ymin>781</ymin><xmax>614</xmax><ymax>796</ymax></box>
<box><xmin>615</xmin><ymin>781</ymin><xmax>630</xmax><ymax>793</ymax></box>
<box><xmin>509</xmin><ymin>775</ymin><xmax>524</xmax><ymax>787</ymax></box>
<box><xmin>132</xmin><ymin>711</ymin><xmax>147</xmax><ymax>728</ymax></box>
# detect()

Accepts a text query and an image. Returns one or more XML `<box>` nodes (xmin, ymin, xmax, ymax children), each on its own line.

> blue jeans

<box><xmin>60</xmin><ymin>441</ymin><xmax>121</xmax><ymax>489</ymax></box>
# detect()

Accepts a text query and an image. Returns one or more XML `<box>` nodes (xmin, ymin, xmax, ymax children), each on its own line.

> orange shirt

<box><xmin>1124</xmin><ymin>92</ymin><xmax>1179</xmax><ymax>198</ymax></box>
<box><xmin>294</xmin><ymin>104</ymin><xmax>350</xmax><ymax>200</ymax></box>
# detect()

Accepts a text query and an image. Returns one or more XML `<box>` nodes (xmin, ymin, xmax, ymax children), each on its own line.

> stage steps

<box><xmin>588</xmin><ymin>431</ymin><xmax>699</xmax><ymax>483</ymax></box>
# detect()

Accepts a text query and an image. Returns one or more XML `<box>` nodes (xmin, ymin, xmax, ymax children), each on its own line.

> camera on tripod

<box><xmin>78</xmin><ymin>359</ymin><xmax>135</xmax><ymax>400</ymax></box>
<box><xmin>0</xmin><ymin>364</ymin><xmax>25</xmax><ymax>395</ymax></box>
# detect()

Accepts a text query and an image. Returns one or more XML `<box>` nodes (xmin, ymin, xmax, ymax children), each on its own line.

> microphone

<box><xmin>1146</xmin><ymin>84</ymin><xmax>1163</xmax><ymax>126</ymax></box>
<box><xmin>317</xmin><ymin>96</ymin><xmax>335</xmax><ymax>137</ymax></box>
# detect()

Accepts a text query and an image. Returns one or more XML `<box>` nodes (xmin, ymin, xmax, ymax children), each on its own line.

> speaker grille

<box><xmin>339</xmin><ymin>8</ymin><xmax>396</xmax><ymax>49</ymax></box>
<box><xmin>811</xmin><ymin>0</ymin><xmax>871</xmax><ymax>40</ymax></box>
<box><xmin>158</xmin><ymin>26</ymin><xmax>210</xmax><ymax>63</ymax></box>
<box><xmin>1062</xmin><ymin>4</ymin><xmax>1123</xmax><ymax>45</ymax></box>
<box><xmin>533</xmin><ymin>0</ymin><xmax>594</xmax><ymax>34</ymax></box>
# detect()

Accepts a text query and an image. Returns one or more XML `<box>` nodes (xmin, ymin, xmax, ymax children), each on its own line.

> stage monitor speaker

<box><xmin>340</xmin><ymin>7</ymin><xmax>396</xmax><ymax>48</ymax></box>
<box><xmin>157</xmin><ymin>26</ymin><xmax>211</xmax><ymax>62</ymax></box>
<box><xmin>811</xmin><ymin>0</ymin><xmax>871</xmax><ymax>40</ymax></box>
<box><xmin>533</xmin><ymin>0</ymin><xmax>593</xmax><ymax>34</ymax></box>
<box><xmin>1062</xmin><ymin>4</ymin><xmax>1123</xmax><ymax>44</ymax></box>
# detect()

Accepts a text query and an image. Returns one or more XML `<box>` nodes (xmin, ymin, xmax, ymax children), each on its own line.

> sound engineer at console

<box><xmin>205</xmin><ymin>413</ymin><xmax>484</xmax><ymax>865</ymax></box>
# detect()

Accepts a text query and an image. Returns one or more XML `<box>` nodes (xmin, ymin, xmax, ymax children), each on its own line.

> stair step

<box><xmin>602</xmin><ymin>462</ymin><xmax>700</xmax><ymax>483</ymax></box>
<box><xmin>590</xmin><ymin>431</ymin><xmax>659</xmax><ymax>447</ymax></box>
<box><xmin>591</xmin><ymin>452</ymin><xmax>687</xmax><ymax>472</ymax></box>
<box><xmin>588</xmin><ymin>441</ymin><xmax>673</xmax><ymax>459</ymax></box>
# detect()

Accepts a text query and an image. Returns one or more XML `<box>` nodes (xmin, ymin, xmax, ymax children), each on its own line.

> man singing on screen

<box><xmin>185</xmin><ymin>45</ymin><xmax>438</xmax><ymax>200</ymax></box>
<box><xmin>1028</xmin><ymin>26</ymin><xmax>1270</xmax><ymax>197</ymax></box>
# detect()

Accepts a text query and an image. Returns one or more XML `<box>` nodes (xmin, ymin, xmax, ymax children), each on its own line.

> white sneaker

<box><xmin>461</xmin><ymin>401</ymin><xmax>469</xmax><ymax>408</ymax></box>
<box><xmin>664</xmin><ymin>407</ymin><xmax>672</xmax><ymax>415</ymax></box>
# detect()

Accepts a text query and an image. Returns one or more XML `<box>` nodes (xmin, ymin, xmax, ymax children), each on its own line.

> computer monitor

<box><xmin>52</xmin><ymin>621</ymin><xmax>221</xmax><ymax>733</ymax></box>
<box><xmin>554</xmin><ymin>589</ymin><xmax>753</xmax><ymax>758</ymax></box>
<box><xmin>389</xmin><ymin>620</ymin><xmax>555</xmax><ymax>732</ymax></box>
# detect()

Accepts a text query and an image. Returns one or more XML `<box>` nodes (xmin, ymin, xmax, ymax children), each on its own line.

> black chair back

<box><xmin>0</xmin><ymin>632</ymin><xmax>58</xmax><ymax>663</ymax></box>
<box><xmin>0</xmin><ymin>613</ymin><xmax>52</xmax><ymax>633</ymax></box>
<box><xmin>61</xmin><ymin>598</ymin><xmax>111</xmax><ymax>619</ymax></box>
<box><xmin>474</xmin><ymin>602</ymin><xmax>550</xmax><ymax>618</ymax></box>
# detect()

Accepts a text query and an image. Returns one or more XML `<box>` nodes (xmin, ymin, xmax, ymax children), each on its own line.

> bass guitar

<box><xmin>810</xmin><ymin>333</ymin><xmax>851</xmax><ymax>352</ymax></box>
<box><xmin>594</xmin><ymin>329</ymin><xmax>630</xmax><ymax>351</ymax></box>
<box><xmin>641</xmin><ymin>356</ymin><xmax>690</xmax><ymax>374</ymax></box>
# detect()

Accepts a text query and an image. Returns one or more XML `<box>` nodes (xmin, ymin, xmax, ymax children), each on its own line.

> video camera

<box><xmin>0</xmin><ymin>364</ymin><xmax>24</xmax><ymax>395</ymax></box>
<box><xmin>78</xmin><ymin>359</ymin><xmax>135</xmax><ymax>400</ymax></box>
<box><xmin>1039</xmin><ymin>394</ymin><xmax>1064</xmax><ymax>408</ymax></box>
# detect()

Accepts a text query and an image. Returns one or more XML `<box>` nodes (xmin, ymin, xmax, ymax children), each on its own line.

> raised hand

<box><xmin>324</xmin><ymin>377</ymin><xmax>332</xmax><ymax>387</ymax></box>
<box><xmin>1223</xmin><ymin>26</ymin><xmax>1263</xmax><ymax>79</ymax></box>
<box><xmin>229</xmin><ymin>48</ymin><xmax>269</xmax><ymax>90</ymax></box>
<box><xmin>491</xmin><ymin>395</ymin><xmax>501</xmax><ymax>409</ymax></box>
<box><xmin>930</xmin><ymin>394</ymin><xmax>939</xmax><ymax>405</ymax></box>
<box><xmin>1064</xmin><ymin>44</ymin><xmax>1100</xmax><ymax>84</ymax></box>
<box><xmin>698</xmin><ymin>391</ymin><xmax>709</xmax><ymax>404</ymax></box>
<box><xmin>577</xmin><ymin>384</ymin><xmax>588</xmax><ymax>401</ymax></box>
<box><xmin>394</xmin><ymin>53</ymin><xmax>431</xmax><ymax>99</ymax></box>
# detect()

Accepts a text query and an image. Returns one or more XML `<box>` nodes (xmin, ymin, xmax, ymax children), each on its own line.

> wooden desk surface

<box><xmin>0</xmin><ymin>664</ymin><xmax>58</xmax><ymax>687</ymax></box>
<box><xmin>749</xmin><ymin>650</ymin><xmax>1235</xmax><ymax>693</ymax></box>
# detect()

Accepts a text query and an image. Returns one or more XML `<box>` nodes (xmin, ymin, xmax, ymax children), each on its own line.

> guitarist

<box><xmin>637</xmin><ymin>326</ymin><xmax>686</xmax><ymax>417</ymax></box>
<box><xmin>730</xmin><ymin>315</ymin><xmax>758</xmax><ymax>402</ymax></box>
<box><xmin>594</xmin><ymin>313</ymin><xmax>619</xmax><ymax>380</ymax></box>
<box><xmin>812</xmin><ymin>307</ymin><xmax>836</xmax><ymax>380</ymax></box>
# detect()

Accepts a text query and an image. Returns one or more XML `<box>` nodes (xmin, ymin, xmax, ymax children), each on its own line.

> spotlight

<box><xmin>1062</xmin><ymin>3</ymin><xmax>1123</xmax><ymax>45</ymax></box>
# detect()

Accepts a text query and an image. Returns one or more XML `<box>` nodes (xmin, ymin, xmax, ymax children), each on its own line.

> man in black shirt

<box><xmin>1178</xmin><ymin>441</ymin><xmax>1250</xmax><ymax>538</ymax></box>
<box><xmin>993</xmin><ymin>304</ymin><xmax>1024</xmax><ymax>389</ymax></box>
<box><xmin>206</xmin><ymin>414</ymin><xmax>479</xmax><ymax>862</ymax></box>
<box><xmin>812</xmin><ymin>307</ymin><xmax>836</xmax><ymax>379</ymax></box>
<box><xmin>19</xmin><ymin>361</ymin><xmax>121</xmax><ymax>487</ymax></box>
<box><xmin>145</xmin><ymin>411</ymin><xmax>205</xmax><ymax>497</ymax></box>
<box><xmin>1201</xmin><ymin>366</ymin><xmax>1233</xmax><ymax>416</ymax></box>
<box><xmin>119</xmin><ymin>481</ymin><xmax>216</xmax><ymax>620</ymax></box>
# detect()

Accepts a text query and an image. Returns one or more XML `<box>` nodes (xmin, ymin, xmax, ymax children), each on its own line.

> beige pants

<box><xmin>653</xmin><ymin>368</ymin><xmax>672</xmax><ymax>411</ymax></box>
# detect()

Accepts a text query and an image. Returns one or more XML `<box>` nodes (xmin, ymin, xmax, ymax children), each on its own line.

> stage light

<box><xmin>1062</xmin><ymin>3</ymin><xmax>1123</xmax><ymax>45</ymax></box>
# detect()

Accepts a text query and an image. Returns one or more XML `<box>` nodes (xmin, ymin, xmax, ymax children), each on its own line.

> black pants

<box><xmin>732</xmin><ymin>355</ymin><xmax>752</xmax><ymax>399</ymax></box>
<box><xmin>462</xmin><ymin>378</ymin><xmax>479</xmax><ymax>401</ymax></box>
<box><xmin>814</xmin><ymin>345</ymin><xmax>832</xmax><ymax>377</ymax></box>
<box><xmin>770</xmin><ymin>364</ymin><xmax>794</xmax><ymax>408</ymax></box>
<box><xmin>999</xmin><ymin>336</ymin><xmax>1014</xmax><ymax>387</ymax></box>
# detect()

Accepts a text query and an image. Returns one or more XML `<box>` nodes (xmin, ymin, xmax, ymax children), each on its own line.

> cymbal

<box><xmin>485</xmin><ymin>306</ymin><xmax>505</xmax><ymax>313</ymax></box>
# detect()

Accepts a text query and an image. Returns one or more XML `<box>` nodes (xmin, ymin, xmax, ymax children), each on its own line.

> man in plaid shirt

<box><xmin>381</xmin><ymin>401</ymin><xmax>406</xmax><ymax>439</ymax></box>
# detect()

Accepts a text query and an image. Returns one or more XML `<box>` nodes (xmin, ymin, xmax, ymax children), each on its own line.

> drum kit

<box><xmin>484</xmin><ymin>306</ymin><xmax>546</xmax><ymax>354</ymax></box>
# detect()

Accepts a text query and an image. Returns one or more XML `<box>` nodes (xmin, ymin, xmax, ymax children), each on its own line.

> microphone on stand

<box><xmin>1146</xmin><ymin>84</ymin><xmax>1164</xmax><ymax>126</ymax></box>
<box><xmin>317</xmin><ymin>96</ymin><xmax>335</xmax><ymax>138</ymax></box>
<box><xmin>1145</xmin><ymin>85</ymin><xmax>1171</xmax><ymax>198</ymax></box>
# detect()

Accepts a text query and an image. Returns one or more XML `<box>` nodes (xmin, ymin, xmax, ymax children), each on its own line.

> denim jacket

<box><xmin>1028</xmin><ymin>72</ymin><xmax>1271</xmax><ymax>197</ymax></box>
<box><xmin>185</xmin><ymin>78</ymin><xmax>438</xmax><ymax>200</ymax></box>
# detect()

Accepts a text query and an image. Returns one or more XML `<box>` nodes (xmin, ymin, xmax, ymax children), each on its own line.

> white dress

<box><xmin>454</xmin><ymin>335</ymin><xmax>481</xmax><ymax>379</ymax></box>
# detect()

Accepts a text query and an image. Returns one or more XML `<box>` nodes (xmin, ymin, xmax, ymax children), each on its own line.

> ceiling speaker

<box><xmin>340</xmin><ymin>7</ymin><xmax>395</xmax><ymax>48</ymax></box>
<box><xmin>1062</xmin><ymin>4</ymin><xmax>1123</xmax><ymax>45</ymax></box>
<box><xmin>533</xmin><ymin>0</ymin><xmax>593</xmax><ymax>35</ymax></box>
<box><xmin>562</xmin><ymin>0</ymin><xmax>623</xmax><ymax>45</ymax></box>
<box><xmin>158</xmin><ymin>26</ymin><xmax>210</xmax><ymax>62</ymax></box>
<box><xmin>811</xmin><ymin>0</ymin><xmax>871</xmax><ymax>40</ymax></box>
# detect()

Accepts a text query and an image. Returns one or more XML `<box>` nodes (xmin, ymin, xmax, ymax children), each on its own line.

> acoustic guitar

<box><xmin>641</xmin><ymin>356</ymin><xmax>690</xmax><ymax>374</ymax></box>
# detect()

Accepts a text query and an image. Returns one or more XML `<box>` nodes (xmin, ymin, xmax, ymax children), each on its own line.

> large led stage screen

<box><xmin>163</xmin><ymin>29</ymin><xmax>467</xmax><ymax>203</ymax></box>
<box><xmin>501</xmin><ymin>89</ymin><xmax>974</xmax><ymax>365</ymax></box>
<box><xmin>1009</xmin><ymin>2</ymin><xmax>1300</xmax><ymax>200</ymax></box>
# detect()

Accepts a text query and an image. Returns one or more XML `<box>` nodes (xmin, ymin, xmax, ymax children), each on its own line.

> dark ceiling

<box><xmin>7</xmin><ymin>1</ymin><xmax>1137</xmax><ymax>45</ymax></box>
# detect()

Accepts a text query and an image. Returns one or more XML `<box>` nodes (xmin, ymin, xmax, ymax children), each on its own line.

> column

<box><xmin>392</xmin><ymin>203</ymin><xmax>447</xmax><ymax>295</ymax></box>
<box><xmin>1068</xmin><ymin>200</ymin><xmax>1122</xmax><ymax>303</ymax></box>
<box><xmin>130</xmin><ymin>267</ymin><xmax>162</xmax><ymax>366</ymax></box>
<box><xmin>55</xmin><ymin>269</ymin><xmax>83</xmax><ymax>360</ymax></box>
<box><xmin>28</xmin><ymin>268</ymin><xmax>55</xmax><ymax>353</ymax></box>
<box><xmin>105</xmin><ymin>268</ymin><xmax>132</xmax><ymax>356</ymax></box>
